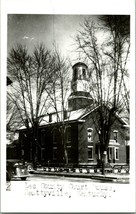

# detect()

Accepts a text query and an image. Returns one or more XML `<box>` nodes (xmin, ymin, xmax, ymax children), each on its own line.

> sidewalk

<box><xmin>29</xmin><ymin>169</ymin><xmax>130</xmax><ymax>183</ymax></box>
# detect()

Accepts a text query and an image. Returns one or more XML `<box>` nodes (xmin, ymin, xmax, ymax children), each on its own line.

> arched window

<box><xmin>113</xmin><ymin>130</ymin><xmax>118</xmax><ymax>142</ymax></box>
<box><xmin>73</xmin><ymin>68</ymin><xmax>78</xmax><ymax>81</ymax></box>
<box><xmin>79</xmin><ymin>67</ymin><xmax>82</xmax><ymax>79</ymax></box>
<box><xmin>87</xmin><ymin>128</ymin><xmax>93</xmax><ymax>142</ymax></box>
<box><xmin>83</xmin><ymin>68</ymin><xmax>86</xmax><ymax>79</ymax></box>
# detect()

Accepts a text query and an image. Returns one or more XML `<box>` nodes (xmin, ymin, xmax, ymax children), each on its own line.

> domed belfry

<box><xmin>68</xmin><ymin>62</ymin><xmax>93</xmax><ymax>111</ymax></box>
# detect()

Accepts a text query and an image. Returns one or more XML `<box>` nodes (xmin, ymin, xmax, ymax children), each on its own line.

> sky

<box><xmin>7</xmin><ymin>14</ymin><xmax>100</xmax><ymax>114</ymax></box>
<box><xmin>7</xmin><ymin>14</ymin><xmax>130</xmax><ymax>105</ymax></box>
<box><xmin>8</xmin><ymin>14</ymin><xmax>98</xmax><ymax>63</ymax></box>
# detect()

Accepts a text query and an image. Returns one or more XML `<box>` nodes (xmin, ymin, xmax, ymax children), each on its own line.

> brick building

<box><xmin>17</xmin><ymin>62</ymin><xmax>130</xmax><ymax>166</ymax></box>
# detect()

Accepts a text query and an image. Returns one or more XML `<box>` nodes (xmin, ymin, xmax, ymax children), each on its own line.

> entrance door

<box><xmin>126</xmin><ymin>145</ymin><xmax>130</xmax><ymax>164</ymax></box>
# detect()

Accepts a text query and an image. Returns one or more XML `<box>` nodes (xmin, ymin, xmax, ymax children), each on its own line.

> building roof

<box><xmin>18</xmin><ymin>105</ymin><xmax>95</xmax><ymax>130</ymax></box>
<box><xmin>18</xmin><ymin>103</ymin><xmax>129</xmax><ymax>131</ymax></box>
<box><xmin>40</xmin><ymin>107</ymin><xmax>92</xmax><ymax>125</ymax></box>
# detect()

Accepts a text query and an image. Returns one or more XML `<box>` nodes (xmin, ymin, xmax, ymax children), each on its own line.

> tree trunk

<box><xmin>101</xmin><ymin>150</ymin><xmax>108</xmax><ymax>175</ymax></box>
<box><xmin>101</xmin><ymin>161</ymin><xmax>105</xmax><ymax>175</ymax></box>
<box><xmin>64</xmin><ymin>147</ymin><xmax>68</xmax><ymax>165</ymax></box>
<box><xmin>32</xmin><ymin>121</ymin><xmax>39</xmax><ymax>168</ymax></box>
<box><xmin>61</xmin><ymin>124</ymin><xmax>69</xmax><ymax>166</ymax></box>
<box><xmin>104</xmin><ymin>150</ymin><xmax>108</xmax><ymax>163</ymax></box>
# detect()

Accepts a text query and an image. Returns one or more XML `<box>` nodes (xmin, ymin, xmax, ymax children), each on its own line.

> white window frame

<box><xmin>108</xmin><ymin>146</ymin><xmax>113</xmax><ymax>160</ymax></box>
<box><xmin>88</xmin><ymin>146</ymin><xmax>93</xmax><ymax>160</ymax></box>
<box><xmin>87</xmin><ymin>128</ymin><xmax>93</xmax><ymax>142</ymax></box>
<box><xmin>113</xmin><ymin>130</ymin><xmax>118</xmax><ymax>142</ymax></box>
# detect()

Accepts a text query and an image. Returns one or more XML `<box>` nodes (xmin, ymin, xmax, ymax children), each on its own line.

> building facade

<box><xmin>16</xmin><ymin>62</ymin><xmax>129</xmax><ymax>166</ymax></box>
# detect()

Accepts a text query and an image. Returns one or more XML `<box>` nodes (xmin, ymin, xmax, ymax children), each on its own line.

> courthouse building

<box><xmin>17</xmin><ymin>62</ymin><xmax>130</xmax><ymax>166</ymax></box>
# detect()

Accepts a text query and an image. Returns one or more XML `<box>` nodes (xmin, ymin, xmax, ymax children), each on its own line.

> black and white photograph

<box><xmin>1</xmin><ymin>0</ymin><xmax>135</xmax><ymax>212</ymax></box>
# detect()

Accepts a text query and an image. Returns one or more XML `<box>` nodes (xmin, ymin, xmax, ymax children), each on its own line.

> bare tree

<box><xmin>75</xmin><ymin>16</ymin><xmax>130</xmax><ymax>174</ymax></box>
<box><xmin>46</xmin><ymin>48</ymin><xmax>71</xmax><ymax>165</ymax></box>
<box><xmin>7</xmin><ymin>44</ymin><xmax>53</xmax><ymax>164</ymax></box>
<box><xmin>99</xmin><ymin>15</ymin><xmax>130</xmax><ymax>114</ymax></box>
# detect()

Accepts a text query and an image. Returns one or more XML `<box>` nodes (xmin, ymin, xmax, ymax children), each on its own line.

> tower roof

<box><xmin>72</xmin><ymin>62</ymin><xmax>88</xmax><ymax>69</ymax></box>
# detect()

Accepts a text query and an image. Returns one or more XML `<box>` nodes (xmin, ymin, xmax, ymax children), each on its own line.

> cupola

<box><xmin>68</xmin><ymin>62</ymin><xmax>93</xmax><ymax>111</ymax></box>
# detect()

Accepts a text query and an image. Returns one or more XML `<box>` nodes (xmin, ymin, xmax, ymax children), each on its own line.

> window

<box><xmin>125</xmin><ymin>135</ymin><xmax>129</xmax><ymax>145</ymax></box>
<box><xmin>108</xmin><ymin>146</ymin><xmax>119</xmax><ymax>160</ymax></box>
<box><xmin>113</xmin><ymin>130</ymin><xmax>118</xmax><ymax>142</ymax></box>
<box><xmin>64</xmin><ymin>110</ymin><xmax>67</xmax><ymax>119</ymax></box>
<box><xmin>66</xmin><ymin>127</ymin><xmax>72</xmax><ymax>161</ymax></box>
<box><xmin>41</xmin><ymin>148</ymin><xmax>45</xmax><ymax>160</ymax></box>
<box><xmin>30</xmin><ymin>149</ymin><xmax>33</xmax><ymax>161</ymax></box>
<box><xmin>21</xmin><ymin>149</ymin><xmax>24</xmax><ymax>156</ymax></box>
<box><xmin>83</xmin><ymin>69</ymin><xmax>86</xmax><ymax>79</ymax></box>
<box><xmin>73</xmin><ymin>68</ymin><xmax>77</xmax><ymax>81</ymax></box>
<box><xmin>88</xmin><ymin>146</ymin><xmax>93</xmax><ymax>160</ymax></box>
<box><xmin>108</xmin><ymin>147</ymin><xmax>113</xmax><ymax>160</ymax></box>
<box><xmin>66</xmin><ymin>126</ymin><xmax>71</xmax><ymax>145</ymax></box>
<box><xmin>49</xmin><ymin>114</ymin><xmax>52</xmax><ymax>122</ymax></box>
<box><xmin>115</xmin><ymin>147</ymin><xmax>119</xmax><ymax>160</ymax></box>
<box><xmin>53</xmin><ymin>147</ymin><xmax>57</xmax><ymax>160</ymax></box>
<box><xmin>87</xmin><ymin>128</ymin><xmax>93</xmax><ymax>142</ymax></box>
<box><xmin>67</xmin><ymin>146</ymin><xmax>72</xmax><ymax>161</ymax></box>
<box><xmin>53</xmin><ymin>129</ymin><xmax>57</xmax><ymax>145</ymax></box>
<box><xmin>30</xmin><ymin>140</ymin><xmax>33</xmax><ymax>147</ymax></box>
<box><xmin>78</xmin><ymin>68</ymin><xmax>82</xmax><ymax>79</ymax></box>
<box><xmin>41</xmin><ymin>130</ymin><xmax>46</xmax><ymax>146</ymax></box>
